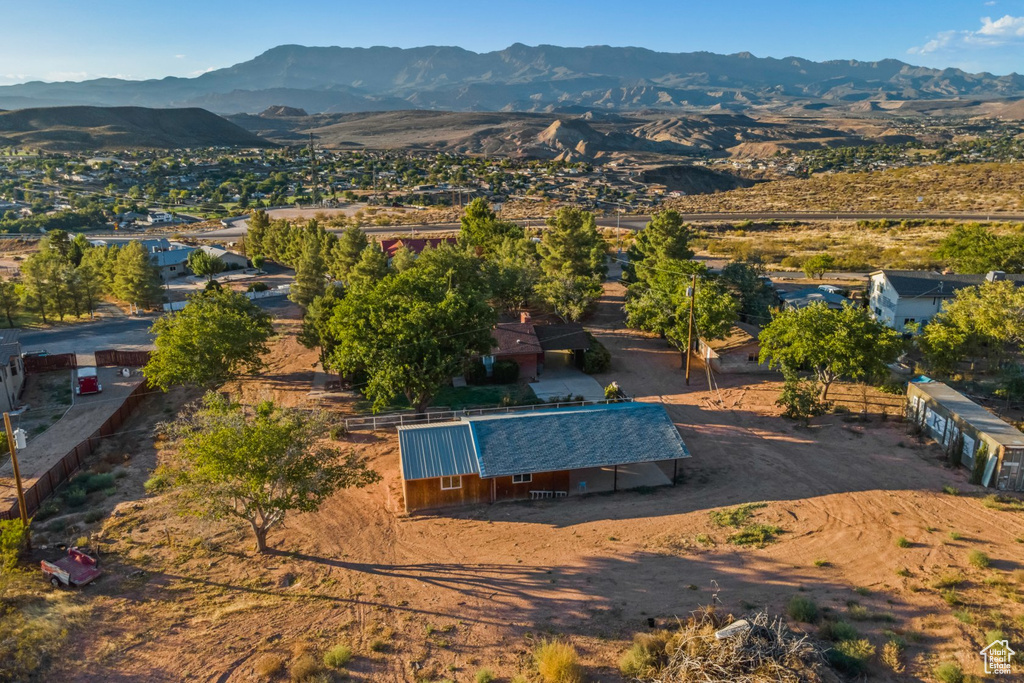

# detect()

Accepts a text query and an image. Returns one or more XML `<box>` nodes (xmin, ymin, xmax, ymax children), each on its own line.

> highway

<box><xmin>193</xmin><ymin>210</ymin><xmax>1024</xmax><ymax>241</ymax></box>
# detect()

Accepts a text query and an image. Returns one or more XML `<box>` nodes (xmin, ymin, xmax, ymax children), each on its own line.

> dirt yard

<box><xmin>43</xmin><ymin>291</ymin><xmax>1024</xmax><ymax>682</ymax></box>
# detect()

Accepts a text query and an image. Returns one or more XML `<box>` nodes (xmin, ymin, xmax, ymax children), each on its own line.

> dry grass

<box><xmin>534</xmin><ymin>640</ymin><xmax>584</xmax><ymax>683</ymax></box>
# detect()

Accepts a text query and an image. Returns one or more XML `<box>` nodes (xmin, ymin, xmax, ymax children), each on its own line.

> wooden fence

<box><xmin>23</xmin><ymin>353</ymin><xmax>77</xmax><ymax>373</ymax></box>
<box><xmin>95</xmin><ymin>349</ymin><xmax>151</xmax><ymax>367</ymax></box>
<box><xmin>0</xmin><ymin>380</ymin><xmax>152</xmax><ymax>521</ymax></box>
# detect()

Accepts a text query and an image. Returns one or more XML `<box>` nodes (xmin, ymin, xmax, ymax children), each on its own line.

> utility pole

<box><xmin>685</xmin><ymin>274</ymin><xmax>697</xmax><ymax>385</ymax></box>
<box><xmin>308</xmin><ymin>133</ymin><xmax>319</xmax><ymax>207</ymax></box>
<box><xmin>4</xmin><ymin>411</ymin><xmax>30</xmax><ymax>547</ymax></box>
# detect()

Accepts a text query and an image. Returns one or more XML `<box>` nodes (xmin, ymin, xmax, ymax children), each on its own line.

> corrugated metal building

<box><xmin>399</xmin><ymin>402</ymin><xmax>691</xmax><ymax>513</ymax></box>
<box><xmin>908</xmin><ymin>380</ymin><xmax>1024</xmax><ymax>491</ymax></box>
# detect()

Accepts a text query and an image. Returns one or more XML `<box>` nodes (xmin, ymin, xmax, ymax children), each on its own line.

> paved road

<box><xmin>19</xmin><ymin>296</ymin><xmax>294</xmax><ymax>356</ymax></box>
<box><xmin>193</xmin><ymin>210</ymin><xmax>1024</xmax><ymax>241</ymax></box>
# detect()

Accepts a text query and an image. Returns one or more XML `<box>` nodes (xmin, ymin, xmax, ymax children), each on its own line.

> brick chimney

<box><xmin>520</xmin><ymin>311</ymin><xmax>532</xmax><ymax>324</ymax></box>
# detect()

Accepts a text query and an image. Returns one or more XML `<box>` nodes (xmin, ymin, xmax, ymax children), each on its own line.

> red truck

<box><xmin>41</xmin><ymin>547</ymin><xmax>101</xmax><ymax>588</ymax></box>
<box><xmin>76</xmin><ymin>366</ymin><xmax>102</xmax><ymax>395</ymax></box>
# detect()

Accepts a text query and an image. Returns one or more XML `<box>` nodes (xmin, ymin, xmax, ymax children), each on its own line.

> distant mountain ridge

<box><xmin>1</xmin><ymin>43</ymin><xmax>1023</xmax><ymax>114</ymax></box>
<box><xmin>0</xmin><ymin>106</ymin><xmax>273</xmax><ymax>150</ymax></box>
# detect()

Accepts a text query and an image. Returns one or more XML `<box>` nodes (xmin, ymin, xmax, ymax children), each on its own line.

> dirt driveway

<box><xmin>56</xmin><ymin>287</ymin><xmax>1024</xmax><ymax>682</ymax></box>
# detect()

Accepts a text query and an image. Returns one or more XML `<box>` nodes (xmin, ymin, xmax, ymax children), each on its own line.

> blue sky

<box><xmin>2</xmin><ymin>0</ymin><xmax>1024</xmax><ymax>85</ymax></box>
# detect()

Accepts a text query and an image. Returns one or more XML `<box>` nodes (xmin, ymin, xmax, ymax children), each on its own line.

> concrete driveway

<box><xmin>529</xmin><ymin>353</ymin><xmax>605</xmax><ymax>402</ymax></box>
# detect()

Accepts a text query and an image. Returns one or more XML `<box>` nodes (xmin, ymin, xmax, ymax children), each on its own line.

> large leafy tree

<box><xmin>920</xmin><ymin>280</ymin><xmax>1024</xmax><ymax>373</ymax></box>
<box><xmin>168</xmin><ymin>393</ymin><xmax>380</xmax><ymax>553</ymax></box>
<box><xmin>326</xmin><ymin>257</ymin><xmax>496</xmax><ymax>412</ymax></box>
<box><xmin>535</xmin><ymin>273</ymin><xmax>603</xmax><ymax>323</ymax></box>
<box><xmin>487</xmin><ymin>236</ymin><xmax>540</xmax><ymax>313</ymax></box>
<box><xmin>759</xmin><ymin>302</ymin><xmax>903</xmax><ymax>400</ymax></box>
<box><xmin>935</xmin><ymin>224</ymin><xmax>1024</xmax><ymax>274</ymax></box>
<box><xmin>0</xmin><ymin>277</ymin><xmax>18</xmax><ymax>327</ymax></box>
<box><xmin>145</xmin><ymin>290</ymin><xmax>274</xmax><ymax>390</ymax></box>
<box><xmin>719</xmin><ymin>261</ymin><xmax>775</xmax><ymax>323</ymax></box>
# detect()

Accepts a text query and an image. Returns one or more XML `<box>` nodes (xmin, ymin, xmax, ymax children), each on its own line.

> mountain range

<box><xmin>2</xmin><ymin>43</ymin><xmax>1023</xmax><ymax>114</ymax></box>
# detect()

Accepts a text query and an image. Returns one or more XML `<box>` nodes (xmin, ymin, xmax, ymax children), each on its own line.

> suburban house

<box><xmin>0</xmin><ymin>330</ymin><xmax>24</xmax><ymax>412</ymax></box>
<box><xmin>147</xmin><ymin>210</ymin><xmax>173</xmax><ymax>224</ymax></box>
<box><xmin>907</xmin><ymin>379</ymin><xmax>1024</xmax><ymax>491</ymax></box>
<box><xmin>379</xmin><ymin>237</ymin><xmax>457</xmax><ymax>261</ymax></box>
<box><xmin>484</xmin><ymin>313</ymin><xmax>591</xmax><ymax>381</ymax></box>
<box><xmin>778</xmin><ymin>287</ymin><xmax>857</xmax><ymax>311</ymax></box>
<box><xmin>152</xmin><ymin>246</ymin><xmax>196</xmax><ymax>282</ymax></box>
<box><xmin>868</xmin><ymin>270</ymin><xmax>1024</xmax><ymax>333</ymax></box>
<box><xmin>199</xmin><ymin>245</ymin><xmax>248</xmax><ymax>270</ymax></box>
<box><xmin>698</xmin><ymin>322</ymin><xmax>771</xmax><ymax>374</ymax></box>
<box><xmin>398</xmin><ymin>402</ymin><xmax>691</xmax><ymax>513</ymax></box>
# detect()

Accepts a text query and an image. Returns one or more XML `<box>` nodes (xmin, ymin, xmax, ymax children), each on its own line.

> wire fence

<box><xmin>343</xmin><ymin>397</ymin><xmax>634</xmax><ymax>432</ymax></box>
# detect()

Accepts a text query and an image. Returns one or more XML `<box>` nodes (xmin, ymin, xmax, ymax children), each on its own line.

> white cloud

<box><xmin>175</xmin><ymin>54</ymin><xmax>186</xmax><ymax>59</ymax></box>
<box><xmin>909</xmin><ymin>14</ymin><xmax>1024</xmax><ymax>55</ymax></box>
<box><xmin>189</xmin><ymin>66</ymin><xmax>218</xmax><ymax>76</ymax></box>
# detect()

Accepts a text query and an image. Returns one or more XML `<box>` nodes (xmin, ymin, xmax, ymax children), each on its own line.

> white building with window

<box><xmin>868</xmin><ymin>270</ymin><xmax>1024</xmax><ymax>333</ymax></box>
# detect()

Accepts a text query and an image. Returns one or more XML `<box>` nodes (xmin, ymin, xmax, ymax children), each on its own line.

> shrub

<box><xmin>776</xmin><ymin>373</ymin><xmax>829</xmax><ymax>425</ymax></box>
<box><xmin>255</xmin><ymin>654</ymin><xmax>285</xmax><ymax>679</ymax></box>
<box><xmin>289</xmin><ymin>654</ymin><xmax>322</xmax><ymax>682</ymax></box>
<box><xmin>0</xmin><ymin>518</ymin><xmax>28</xmax><ymax>572</ymax></box>
<box><xmin>604</xmin><ymin>381</ymin><xmax>626</xmax><ymax>400</ymax></box>
<box><xmin>729</xmin><ymin>524</ymin><xmax>782</xmax><ymax>546</ymax></box>
<box><xmin>818</xmin><ymin>620</ymin><xmax>858</xmax><ymax>642</ymax></box>
<box><xmin>534</xmin><ymin>640</ymin><xmax>583</xmax><ymax>683</ymax></box>
<box><xmin>970</xmin><ymin>443</ymin><xmax>989</xmax><ymax>485</ymax></box>
<box><xmin>941</xmin><ymin>589</ymin><xmax>962</xmax><ymax>606</ymax></box>
<box><xmin>63</xmin><ymin>487</ymin><xmax>87</xmax><ymax>508</ymax></box>
<box><xmin>709</xmin><ymin>503</ymin><xmax>766</xmax><ymax>528</ymax></box>
<box><xmin>968</xmin><ymin>550</ymin><xmax>991</xmax><ymax>569</ymax></box>
<box><xmin>328</xmin><ymin>424</ymin><xmax>348</xmax><ymax>440</ymax></box>
<box><xmin>986</xmin><ymin>629</ymin><xmax>1006</xmax><ymax>644</ymax></box>
<box><xmin>247</xmin><ymin>282</ymin><xmax>270</xmax><ymax>293</ymax></box>
<box><xmin>475</xmin><ymin>669</ymin><xmax>496</xmax><ymax>683</ymax></box>
<box><xmin>933</xmin><ymin>661</ymin><xmax>964</xmax><ymax>683</ymax></box>
<box><xmin>83</xmin><ymin>473</ymin><xmax>115</xmax><ymax>493</ymax></box>
<box><xmin>492</xmin><ymin>359</ymin><xmax>520</xmax><ymax>384</ymax></box>
<box><xmin>827</xmin><ymin>638</ymin><xmax>875</xmax><ymax>675</ymax></box>
<box><xmin>143</xmin><ymin>472</ymin><xmax>171</xmax><ymax>494</ymax></box>
<box><xmin>787</xmin><ymin>595</ymin><xmax>818</xmax><ymax>623</ymax></box>
<box><xmin>463</xmin><ymin>359</ymin><xmax>488</xmax><ymax>385</ymax></box>
<box><xmin>618</xmin><ymin>632</ymin><xmax>670</xmax><ymax>678</ymax></box>
<box><xmin>83</xmin><ymin>510</ymin><xmax>104</xmax><ymax>524</ymax></box>
<box><xmin>582</xmin><ymin>334</ymin><xmax>610</xmax><ymax>374</ymax></box>
<box><xmin>941</xmin><ymin>485</ymin><xmax>959</xmax><ymax>496</ymax></box>
<box><xmin>32</xmin><ymin>500</ymin><xmax>61</xmax><ymax>521</ymax></box>
<box><xmin>881</xmin><ymin>639</ymin><xmax>905</xmax><ymax>673</ymax></box>
<box><xmin>323</xmin><ymin>644</ymin><xmax>352</xmax><ymax>669</ymax></box>
<box><xmin>369</xmin><ymin>639</ymin><xmax>388</xmax><ymax>653</ymax></box>
<box><xmin>933</xmin><ymin>572</ymin><xmax>965</xmax><ymax>588</ymax></box>
<box><xmin>895</xmin><ymin>536</ymin><xmax>911</xmax><ymax>548</ymax></box>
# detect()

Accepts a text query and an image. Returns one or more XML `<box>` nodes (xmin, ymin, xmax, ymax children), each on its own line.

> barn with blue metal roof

<box><xmin>398</xmin><ymin>402</ymin><xmax>690</xmax><ymax>513</ymax></box>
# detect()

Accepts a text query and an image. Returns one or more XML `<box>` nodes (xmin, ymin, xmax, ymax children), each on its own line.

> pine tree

<box><xmin>290</xmin><ymin>226</ymin><xmax>327</xmax><ymax>308</ymax></box>
<box><xmin>114</xmin><ymin>241</ymin><xmax>163</xmax><ymax>310</ymax></box>
<box><xmin>329</xmin><ymin>226</ymin><xmax>369</xmax><ymax>282</ymax></box>
<box><xmin>348</xmin><ymin>243</ymin><xmax>390</xmax><ymax>290</ymax></box>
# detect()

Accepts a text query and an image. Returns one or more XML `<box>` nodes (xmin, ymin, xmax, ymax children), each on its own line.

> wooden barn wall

<box><xmin>404</xmin><ymin>474</ymin><xmax>491</xmax><ymax>513</ymax></box>
<box><xmin>493</xmin><ymin>471</ymin><xmax>570</xmax><ymax>501</ymax></box>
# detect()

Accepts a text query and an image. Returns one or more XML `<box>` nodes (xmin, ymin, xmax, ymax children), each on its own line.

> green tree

<box><xmin>537</xmin><ymin>207</ymin><xmax>607</xmax><ymax>278</ymax></box>
<box><xmin>298</xmin><ymin>285</ymin><xmax>343</xmax><ymax>367</ymax></box>
<box><xmin>347</xmin><ymin>243</ymin><xmax>390</xmax><ymax>290</ymax></box>
<box><xmin>720</xmin><ymin>261</ymin><xmax>775</xmax><ymax>323</ymax></box>
<box><xmin>289</xmin><ymin>224</ymin><xmax>327</xmax><ymax>308</ymax></box>
<box><xmin>326</xmin><ymin>265</ymin><xmax>496</xmax><ymax>412</ymax></box>
<box><xmin>458</xmin><ymin>198</ymin><xmax>523</xmax><ymax>251</ymax></box>
<box><xmin>329</xmin><ymin>226</ymin><xmax>369</xmax><ymax>282</ymax></box>
<box><xmin>920</xmin><ymin>280</ymin><xmax>1024</xmax><ymax>373</ymax></box>
<box><xmin>390</xmin><ymin>245</ymin><xmax>417</xmax><ymax>272</ymax></box>
<box><xmin>935</xmin><ymin>224</ymin><xmax>1024</xmax><ymax>274</ymax></box>
<box><xmin>0</xmin><ymin>518</ymin><xmax>27</xmax><ymax>573</ymax></box>
<box><xmin>114</xmin><ymin>241</ymin><xmax>163</xmax><ymax>309</ymax></box>
<box><xmin>759</xmin><ymin>302</ymin><xmax>903</xmax><ymax>400</ymax></box>
<box><xmin>187</xmin><ymin>249</ymin><xmax>226</xmax><ymax>282</ymax></box>
<box><xmin>776</xmin><ymin>370</ymin><xmax>831</xmax><ymax>426</ymax></box>
<box><xmin>487</xmin><ymin>237</ymin><xmax>540</xmax><ymax>313</ymax></box>
<box><xmin>167</xmin><ymin>392</ymin><xmax>379</xmax><ymax>553</ymax></box>
<box><xmin>628</xmin><ymin>210</ymin><xmax>694</xmax><ymax>282</ymax></box>
<box><xmin>535</xmin><ymin>272</ymin><xmax>603</xmax><ymax>322</ymax></box>
<box><xmin>0</xmin><ymin>277</ymin><xmax>18</xmax><ymax>327</ymax></box>
<box><xmin>144</xmin><ymin>290</ymin><xmax>274</xmax><ymax>390</ymax></box>
<box><xmin>802</xmin><ymin>254</ymin><xmax>836</xmax><ymax>279</ymax></box>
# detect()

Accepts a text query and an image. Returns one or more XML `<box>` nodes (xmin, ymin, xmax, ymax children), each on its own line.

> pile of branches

<box><xmin>647</xmin><ymin>609</ymin><xmax>836</xmax><ymax>683</ymax></box>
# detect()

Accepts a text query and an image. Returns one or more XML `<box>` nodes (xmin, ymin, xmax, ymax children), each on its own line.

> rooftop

<box><xmin>779</xmin><ymin>287</ymin><xmax>853</xmax><ymax>309</ymax></box>
<box><xmin>704</xmin><ymin>322</ymin><xmax>760</xmax><ymax>353</ymax></box>
<box><xmin>0</xmin><ymin>329</ymin><xmax>21</xmax><ymax>361</ymax></box>
<box><xmin>491</xmin><ymin>322</ymin><xmax>542</xmax><ymax>356</ymax></box>
<box><xmin>911</xmin><ymin>380</ymin><xmax>1024</xmax><ymax>449</ymax></box>
<box><xmin>399</xmin><ymin>402</ymin><xmax>690</xmax><ymax>481</ymax></box>
<box><xmin>874</xmin><ymin>270</ymin><xmax>1024</xmax><ymax>298</ymax></box>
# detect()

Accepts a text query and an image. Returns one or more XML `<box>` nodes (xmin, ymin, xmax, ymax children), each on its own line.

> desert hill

<box><xmin>1</xmin><ymin>43</ymin><xmax>1022</xmax><ymax>114</ymax></box>
<box><xmin>0</xmin><ymin>106</ymin><xmax>273</xmax><ymax>150</ymax></box>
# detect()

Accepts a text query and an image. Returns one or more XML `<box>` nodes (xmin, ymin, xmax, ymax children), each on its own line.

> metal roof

<box><xmin>910</xmin><ymin>381</ymin><xmax>1024</xmax><ymax>449</ymax></box>
<box><xmin>534</xmin><ymin>324</ymin><xmax>590</xmax><ymax>351</ymax></box>
<box><xmin>0</xmin><ymin>329</ymin><xmax>21</xmax><ymax>362</ymax></box>
<box><xmin>873</xmin><ymin>270</ymin><xmax>1024</xmax><ymax>298</ymax></box>
<box><xmin>398</xmin><ymin>422</ymin><xmax>479</xmax><ymax>481</ymax></box>
<box><xmin>468</xmin><ymin>402</ymin><xmax>690</xmax><ymax>478</ymax></box>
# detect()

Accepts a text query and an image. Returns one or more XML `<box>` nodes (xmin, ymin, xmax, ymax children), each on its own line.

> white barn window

<box><xmin>440</xmin><ymin>476</ymin><xmax>462</xmax><ymax>490</ymax></box>
<box><xmin>512</xmin><ymin>474</ymin><xmax>532</xmax><ymax>484</ymax></box>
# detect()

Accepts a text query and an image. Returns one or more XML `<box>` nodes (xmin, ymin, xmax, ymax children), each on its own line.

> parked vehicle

<box><xmin>41</xmin><ymin>547</ymin><xmax>101</xmax><ymax>588</ymax></box>
<box><xmin>76</xmin><ymin>366</ymin><xmax>102</xmax><ymax>395</ymax></box>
